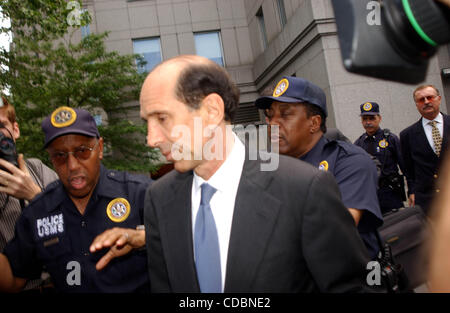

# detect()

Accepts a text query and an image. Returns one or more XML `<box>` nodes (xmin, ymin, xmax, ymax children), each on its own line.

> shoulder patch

<box><xmin>318</xmin><ymin>160</ymin><xmax>329</xmax><ymax>171</ymax></box>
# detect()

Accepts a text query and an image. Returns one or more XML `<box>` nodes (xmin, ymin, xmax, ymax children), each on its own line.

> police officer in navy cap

<box><xmin>354</xmin><ymin>102</ymin><xmax>406</xmax><ymax>215</ymax></box>
<box><xmin>255</xmin><ymin>76</ymin><xmax>383</xmax><ymax>259</ymax></box>
<box><xmin>0</xmin><ymin>106</ymin><xmax>152</xmax><ymax>292</ymax></box>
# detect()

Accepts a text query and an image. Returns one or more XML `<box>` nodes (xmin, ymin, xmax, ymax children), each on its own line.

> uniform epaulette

<box><xmin>29</xmin><ymin>179</ymin><xmax>62</xmax><ymax>205</ymax></box>
<box><xmin>335</xmin><ymin>140</ymin><xmax>363</xmax><ymax>156</ymax></box>
<box><xmin>106</xmin><ymin>169</ymin><xmax>151</xmax><ymax>185</ymax></box>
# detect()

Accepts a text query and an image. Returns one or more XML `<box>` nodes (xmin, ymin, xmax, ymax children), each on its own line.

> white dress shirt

<box><xmin>191</xmin><ymin>132</ymin><xmax>245</xmax><ymax>292</ymax></box>
<box><xmin>422</xmin><ymin>112</ymin><xmax>444</xmax><ymax>154</ymax></box>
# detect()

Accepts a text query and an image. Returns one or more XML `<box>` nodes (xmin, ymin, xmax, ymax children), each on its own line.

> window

<box><xmin>277</xmin><ymin>0</ymin><xmax>287</xmax><ymax>28</ymax></box>
<box><xmin>256</xmin><ymin>7</ymin><xmax>268</xmax><ymax>49</ymax></box>
<box><xmin>194</xmin><ymin>32</ymin><xmax>224</xmax><ymax>67</ymax></box>
<box><xmin>132</xmin><ymin>37</ymin><xmax>162</xmax><ymax>73</ymax></box>
<box><xmin>81</xmin><ymin>9</ymin><xmax>90</xmax><ymax>38</ymax></box>
<box><xmin>81</xmin><ymin>24</ymin><xmax>90</xmax><ymax>38</ymax></box>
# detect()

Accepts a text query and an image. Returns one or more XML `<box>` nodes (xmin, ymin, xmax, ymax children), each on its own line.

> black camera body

<box><xmin>0</xmin><ymin>131</ymin><xmax>18</xmax><ymax>169</ymax></box>
<box><xmin>331</xmin><ymin>0</ymin><xmax>450</xmax><ymax>84</ymax></box>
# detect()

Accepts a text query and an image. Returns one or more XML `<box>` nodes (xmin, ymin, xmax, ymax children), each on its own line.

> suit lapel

<box><xmin>442</xmin><ymin>114</ymin><xmax>450</xmax><ymax>146</ymax></box>
<box><xmin>415</xmin><ymin>118</ymin><xmax>436</xmax><ymax>156</ymax></box>
<box><xmin>159</xmin><ymin>172</ymin><xmax>199</xmax><ymax>292</ymax></box>
<box><xmin>224</xmin><ymin>157</ymin><xmax>281</xmax><ymax>292</ymax></box>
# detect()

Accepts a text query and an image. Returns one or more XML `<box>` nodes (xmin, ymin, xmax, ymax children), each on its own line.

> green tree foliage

<box><xmin>0</xmin><ymin>0</ymin><xmax>161</xmax><ymax>173</ymax></box>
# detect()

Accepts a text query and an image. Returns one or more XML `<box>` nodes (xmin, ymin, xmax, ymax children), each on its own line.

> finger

<box><xmin>115</xmin><ymin>232</ymin><xmax>129</xmax><ymax>248</ymax></box>
<box><xmin>0</xmin><ymin>158</ymin><xmax>18</xmax><ymax>176</ymax></box>
<box><xmin>90</xmin><ymin>230</ymin><xmax>122</xmax><ymax>252</ymax></box>
<box><xmin>17</xmin><ymin>154</ymin><xmax>28</xmax><ymax>173</ymax></box>
<box><xmin>95</xmin><ymin>249</ymin><xmax>116</xmax><ymax>271</ymax></box>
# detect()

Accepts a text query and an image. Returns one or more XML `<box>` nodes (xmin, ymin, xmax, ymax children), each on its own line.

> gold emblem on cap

<box><xmin>106</xmin><ymin>198</ymin><xmax>131</xmax><ymax>223</ymax></box>
<box><xmin>51</xmin><ymin>106</ymin><xmax>77</xmax><ymax>128</ymax></box>
<box><xmin>363</xmin><ymin>102</ymin><xmax>372</xmax><ymax>111</ymax></box>
<box><xmin>318</xmin><ymin>160</ymin><xmax>329</xmax><ymax>171</ymax></box>
<box><xmin>273</xmin><ymin>78</ymin><xmax>289</xmax><ymax>97</ymax></box>
<box><xmin>378</xmin><ymin>139</ymin><xmax>389</xmax><ymax>149</ymax></box>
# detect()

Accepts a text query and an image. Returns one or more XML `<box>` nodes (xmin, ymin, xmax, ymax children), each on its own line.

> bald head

<box><xmin>141</xmin><ymin>55</ymin><xmax>240</xmax><ymax>122</ymax></box>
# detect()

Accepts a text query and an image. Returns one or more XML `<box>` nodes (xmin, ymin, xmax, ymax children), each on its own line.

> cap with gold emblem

<box><xmin>254</xmin><ymin>76</ymin><xmax>327</xmax><ymax>117</ymax></box>
<box><xmin>360</xmin><ymin>102</ymin><xmax>380</xmax><ymax>116</ymax></box>
<box><xmin>41</xmin><ymin>106</ymin><xmax>100</xmax><ymax>148</ymax></box>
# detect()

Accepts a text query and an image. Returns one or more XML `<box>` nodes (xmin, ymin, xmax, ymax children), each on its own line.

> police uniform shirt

<box><xmin>354</xmin><ymin>128</ymin><xmax>405</xmax><ymax>178</ymax></box>
<box><xmin>3</xmin><ymin>165</ymin><xmax>152</xmax><ymax>293</ymax></box>
<box><xmin>300</xmin><ymin>136</ymin><xmax>383</xmax><ymax>258</ymax></box>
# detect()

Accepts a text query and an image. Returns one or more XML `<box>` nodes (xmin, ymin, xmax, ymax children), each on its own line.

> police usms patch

<box><xmin>51</xmin><ymin>106</ymin><xmax>77</xmax><ymax>128</ymax></box>
<box><xmin>106</xmin><ymin>198</ymin><xmax>131</xmax><ymax>223</ymax></box>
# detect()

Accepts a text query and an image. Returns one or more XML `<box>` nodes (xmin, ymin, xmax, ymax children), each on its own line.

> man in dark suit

<box><xmin>141</xmin><ymin>55</ymin><xmax>373</xmax><ymax>293</ymax></box>
<box><xmin>400</xmin><ymin>84</ymin><xmax>450</xmax><ymax>214</ymax></box>
<box><xmin>90</xmin><ymin>55</ymin><xmax>372</xmax><ymax>292</ymax></box>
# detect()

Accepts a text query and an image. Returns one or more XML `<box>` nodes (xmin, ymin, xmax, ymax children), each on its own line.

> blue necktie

<box><xmin>194</xmin><ymin>183</ymin><xmax>221</xmax><ymax>293</ymax></box>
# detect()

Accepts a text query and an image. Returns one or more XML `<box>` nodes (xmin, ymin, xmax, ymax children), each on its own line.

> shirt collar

<box><xmin>193</xmin><ymin>132</ymin><xmax>245</xmax><ymax>194</ymax></box>
<box><xmin>300</xmin><ymin>136</ymin><xmax>328</xmax><ymax>164</ymax></box>
<box><xmin>422</xmin><ymin>112</ymin><xmax>443</xmax><ymax>126</ymax></box>
<box><xmin>363</xmin><ymin>128</ymin><xmax>382</xmax><ymax>140</ymax></box>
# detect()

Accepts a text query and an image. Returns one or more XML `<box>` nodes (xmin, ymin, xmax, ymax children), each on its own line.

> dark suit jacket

<box><xmin>144</xmin><ymin>153</ymin><xmax>371</xmax><ymax>293</ymax></box>
<box><xmin>400</xmin><ymin>113</ymin><xmax>450</xmax><ymax>210</ymax></box>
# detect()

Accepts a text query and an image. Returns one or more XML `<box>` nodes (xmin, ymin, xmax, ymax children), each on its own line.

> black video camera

<box><xmin>331</xmin><ymin>0</ymin><xmax>450</xmax><ymax>84</ymax></box>
<box><xmin>0</xmin><ymin>124</ymin><xmax>18</xmax><ymax>169</ymax></box>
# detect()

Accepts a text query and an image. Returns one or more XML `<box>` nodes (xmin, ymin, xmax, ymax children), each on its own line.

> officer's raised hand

<box><xmin>0</xmin><ymin>154</ymin><xmax>42</xmax><ymax>201</ymax></box>
<box><xmin>89</xmin><ymin>227</ymin><xmax>146</xmax><ymax>270</ymax></box>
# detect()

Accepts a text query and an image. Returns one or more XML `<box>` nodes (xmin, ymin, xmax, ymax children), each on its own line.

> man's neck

<box><xmin>194</xmin><ymin>124</ymin><xmax>235</xmax><ymax>181</ymax></box>
<box><xmin>423</xmin><ymin>112</ymin><xmax>440</xmax><ymax>121</ymax></box>
<box><xmin>366</xmin><ymin>127</ymin><xmax>380</xmax><ymax>136</ymax></box>
<box><xmin>297</xmin><ymin>132</ymin><xmax>323</xmax><ymax>158</ymax></box>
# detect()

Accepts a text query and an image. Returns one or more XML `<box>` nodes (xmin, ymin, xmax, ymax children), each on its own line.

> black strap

<box><xmin>380</xmin><ymin>129</ymin><xmax>391</xmax><ymax>176</ymax></box>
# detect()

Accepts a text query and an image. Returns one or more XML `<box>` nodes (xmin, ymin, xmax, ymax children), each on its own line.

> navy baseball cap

<box><xmin>42</xmin><ymin>106</ymin><xmax>100</xmax><ymax>148</ymax></box>
<box><xmin>360</xmin><ymin>102</ymin><xmax>380</xmax><ymax>116</ymax></box>
<box><xmin>254</xmin><ymin>76</ymin><xmax>327</xmax><ymax>117</ymax></box>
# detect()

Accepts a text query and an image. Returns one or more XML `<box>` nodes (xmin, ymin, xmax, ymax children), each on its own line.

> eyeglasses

<box><xmin>50</xmin><ymin>141</ymin><xmax>99</xmax><ymax>165</ymax></box>
<box><xmin>415</xmin><ymin>95</ymin><xmax>439</xmax><ymax>105</ymax></box>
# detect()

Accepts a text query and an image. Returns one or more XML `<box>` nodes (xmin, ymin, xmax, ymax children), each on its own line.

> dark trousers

<box><xmin>415</xmin><ymin>191</ymin><xmax>434</xmax><ymax>215</ymax></box>
<box><xmin>378</xmin><ymin>186</ymin><xmax>404</xmax><ymax>215</ymax></box>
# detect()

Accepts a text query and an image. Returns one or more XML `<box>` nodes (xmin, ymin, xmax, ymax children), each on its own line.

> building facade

<box><xmin>78</xmin><ymin>0</ymin><xmax>449</xmax><ymax>142</ymax></box>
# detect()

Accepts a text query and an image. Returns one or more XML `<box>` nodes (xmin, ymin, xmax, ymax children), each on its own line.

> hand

<box><xmin>0</xmin><ymin>154</ymin><xmax>42</xmax><ymax>201</ymax></box>
<box><xmin>408</xmin><ymin>194</ymin><xmax>415</xmax><ymax>207</ymax></box>
<box><xmin>436</xmin><ymin>0</ymin><xmax>450</xmax><ymax>8</ymax></box>
<box><xmin>89</xmin><ymin>227</ymin><xmax>146</xmax><ymax>271</ymax></box>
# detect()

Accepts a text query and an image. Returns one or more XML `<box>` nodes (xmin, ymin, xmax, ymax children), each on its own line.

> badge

<box><xmin>362</xmin><ymin>102</ymin><xmax>372</xmax><ymax>111</ymax></box>
<box><xmin>51</xmin><ymin>106</ymin><xmax>77</xmax><ymax>128</ymax></box>
<box><xmin>318</xmin><ymin>160</ymin><xmax>329</xmax><ymax>171</ymax></box>
<box><xmin>106</xmin><ymin>198</ymin><xmax>131</xmax><ymax>223</ymax></box>
<box><xmin>378</xmin><ymin>139</ymin><xmax>389</xmax><ymax>148</ymax></box>
<box><xmin>273</xmin><ymin>78</ymin><xmax>289</xmax><ymax>97</ymax></box>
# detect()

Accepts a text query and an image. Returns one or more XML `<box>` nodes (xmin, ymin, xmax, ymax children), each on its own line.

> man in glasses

<box><xmin>400</xmin><ymin>85</ymin><xmax>450</xmax><ymax>214</ymax></box>
<box><xmin>0</xmin><ymin>96</ymin><xmax>58</xmax><ymax>292</ymax></box>
<box><xmin>0</xmin><ymin>106</ymin><xmax>152</xmax><ymax>292</ymax></box>
<box><xmin>255</xmin><ymin>76</ymin><xmax>383</xmax><ymax>260</ymax></box>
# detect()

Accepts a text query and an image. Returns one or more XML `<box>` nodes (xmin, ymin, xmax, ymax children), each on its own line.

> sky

<box><xmin>0</xmin><ymin>8</ymin><xmax>11</xmax><ymax>52</ymax></box>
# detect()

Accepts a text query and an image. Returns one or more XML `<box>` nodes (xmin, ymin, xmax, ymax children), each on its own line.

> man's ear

<box><xmin>310</xmin><ymin>115</ymin><xmax>322</xmax><ymax>133</ymax></box>
<box><xmin>201</xmin><ymin>93</ymin><xmax>225</xmax><ymax>126</ymax></box>
<box><xmin>12</xmin><ymin>122</ymin><xmax>20</xmax><ymax>141</ymax></box>
<box><xmin>98</xmin><ymin>137</ymin><xmax>104</xmax><ymax>160</ymax></box>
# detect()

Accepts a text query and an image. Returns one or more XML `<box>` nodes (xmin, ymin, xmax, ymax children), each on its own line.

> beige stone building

<box><xmin>77</xmin><ymin>0</ymin><xmax>449</xmax><ymax>142</ymax></box>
